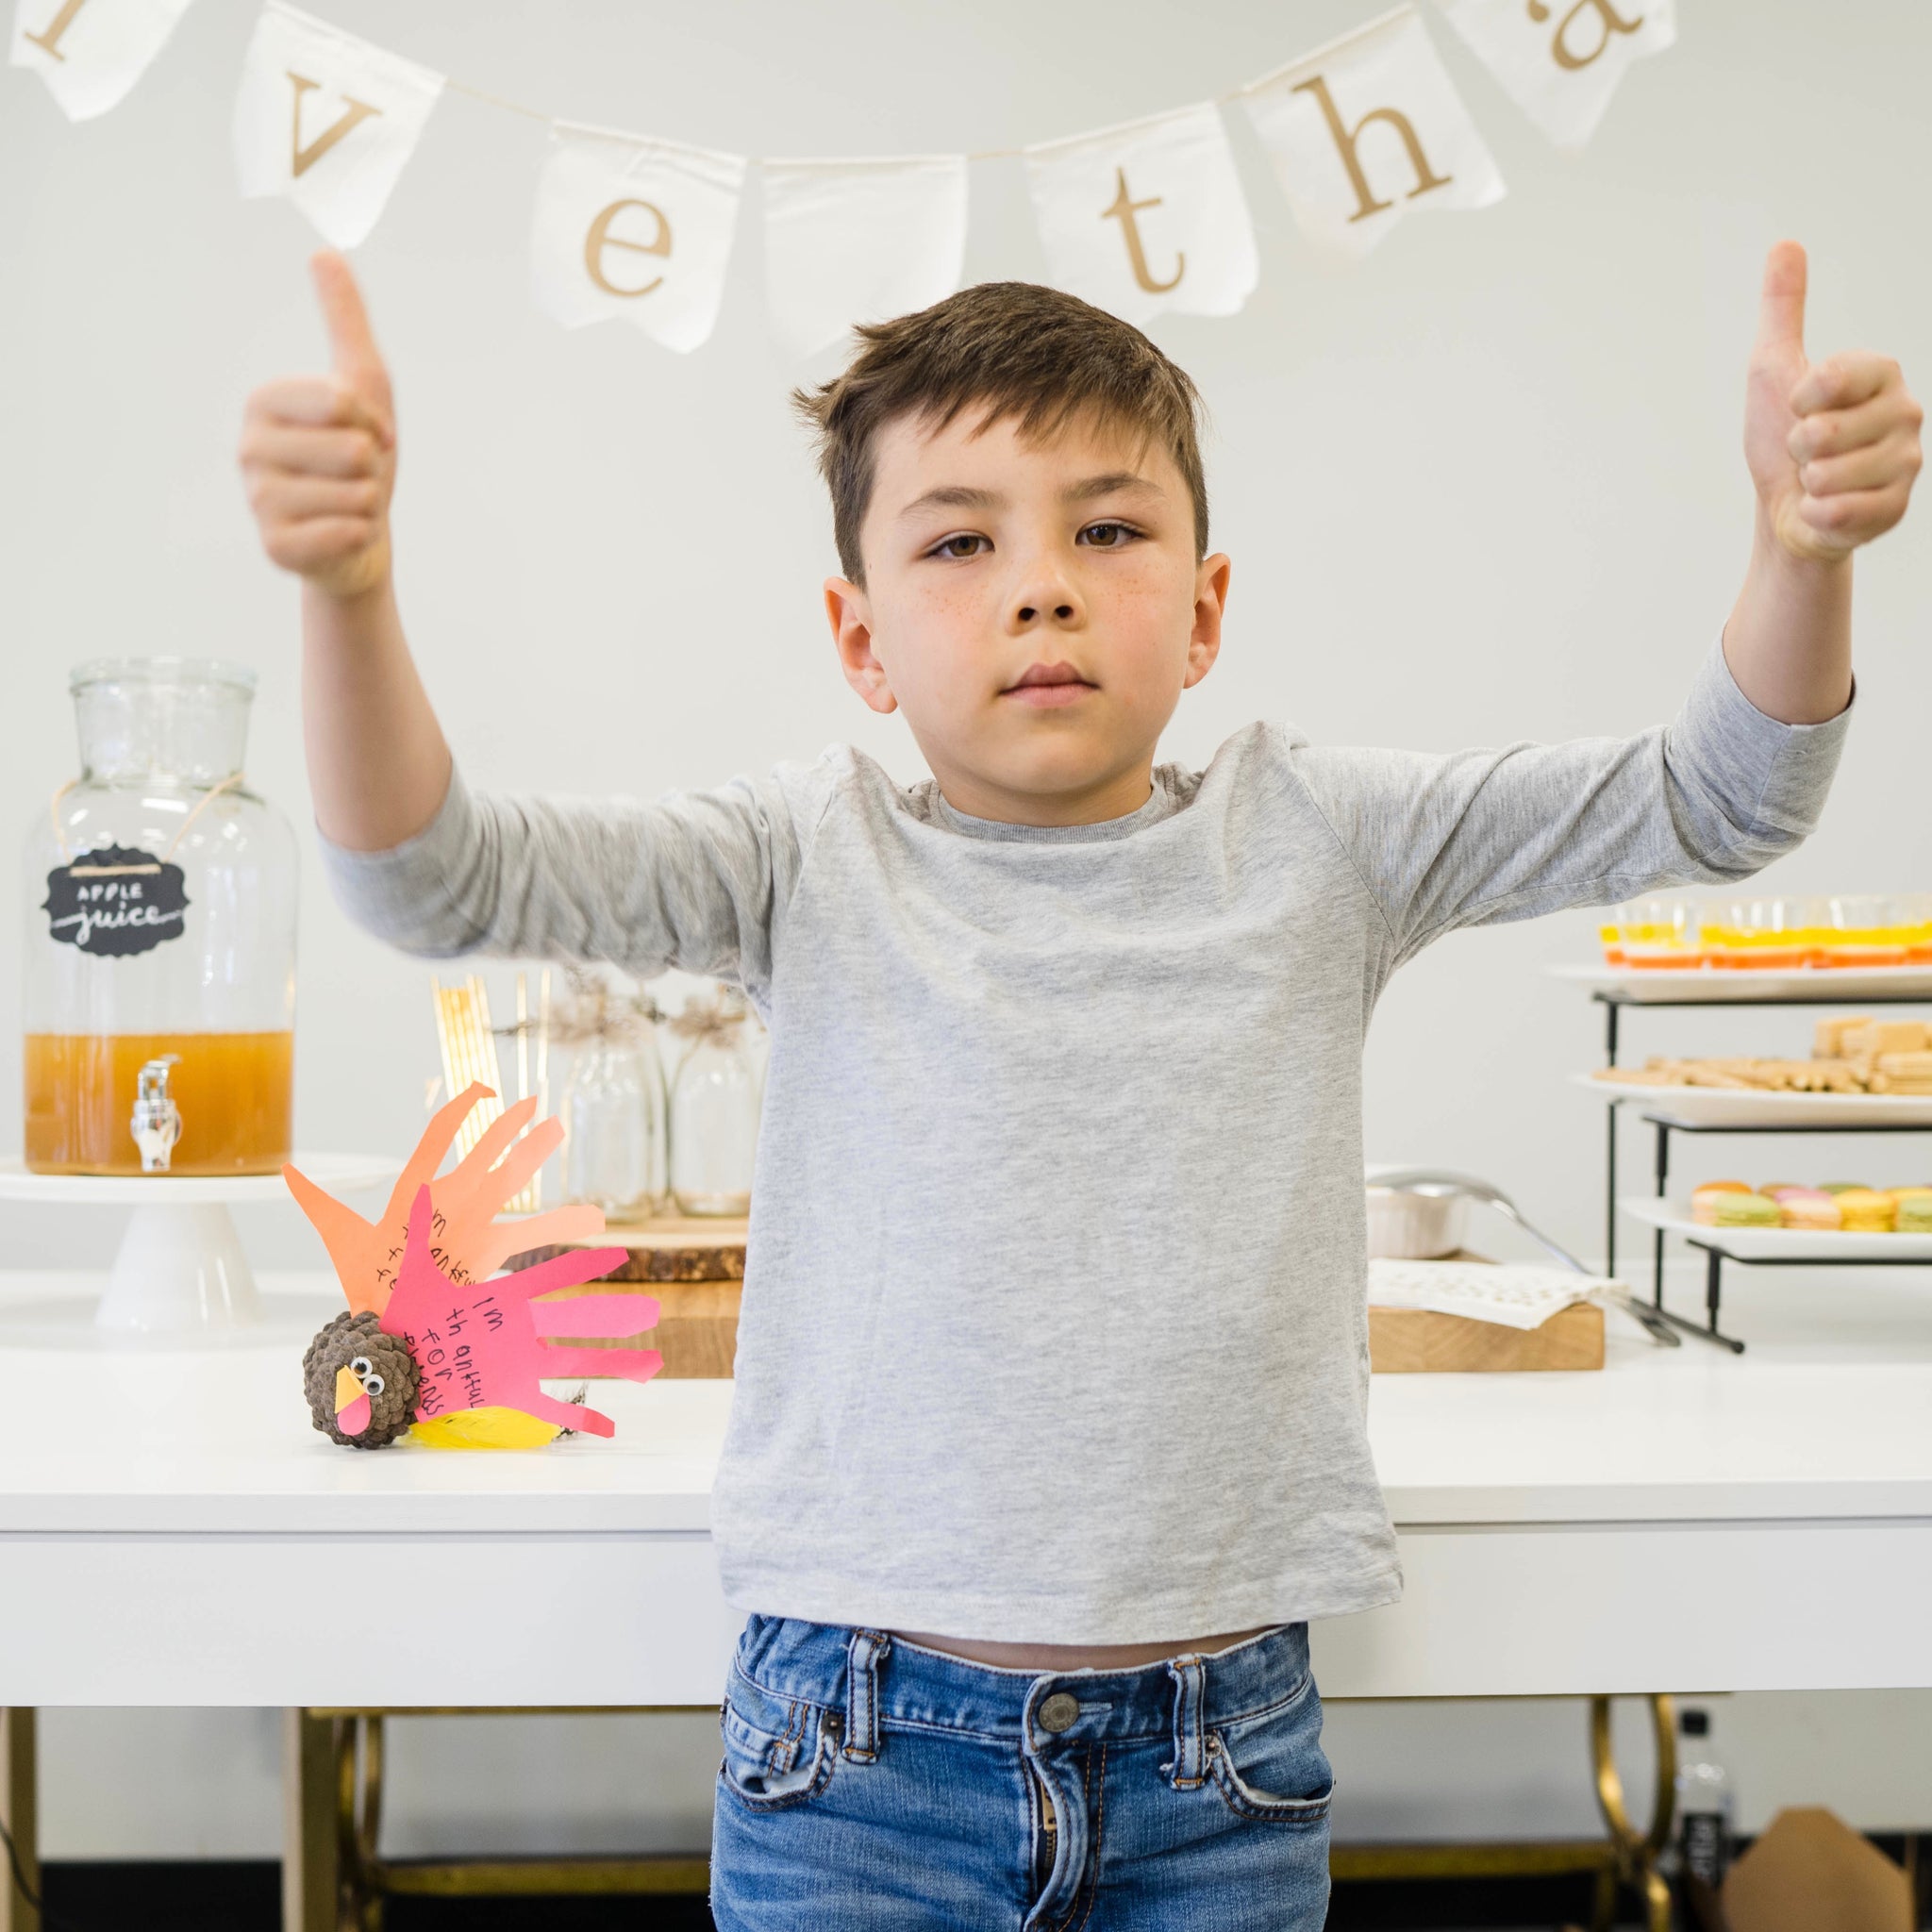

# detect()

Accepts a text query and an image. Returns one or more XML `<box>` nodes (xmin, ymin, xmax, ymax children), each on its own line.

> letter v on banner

<box><xmin>1239</xmin><ymin>4</ymin><xmax>1503</xmax><ymax>259</ymax></box>
<box><xmin>11</xmin><ymin>0</ymin><xmax>194</xmax><ymax>122</ymax></box>
<box><xmin>1434</xmin><ymin>0</ymin><xmax>1676</xmax><ymax>152</ymax></box>
<box><xmin>233</xmin><ymin>0</ymin><xmax>442</xmax><ymax>250</ymax></box>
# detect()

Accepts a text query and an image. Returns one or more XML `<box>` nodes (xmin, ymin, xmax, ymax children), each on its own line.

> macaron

<box><xmin>1833</xmin><ymin>1188</ymin><xmax>1897</xmax><ymax>1233</ymax></box>
<box><xmin>1691</xmin><ymin>1181</ymin><xmax>1754</xmax><ymax>1225</ymax></box>
<box><xmin>1774</xmin><ymin>1190</ymin><xmax>1842</xmax><ymax>1231</ymax></box>
<box><xmin>1711</xmin><ymin>1192</ymin><xmax>1781</xmax><ymax>1229</ymax></box>
<box><xmin>1892</xmin><ymin>1188</ymin><xmax>1932</xmax><ymax>1235</ymax></box>
<box><xmin>1819</xmin><ymin>1182</ymin><xmax>1870</xmax><ymax>1196</ymax></box>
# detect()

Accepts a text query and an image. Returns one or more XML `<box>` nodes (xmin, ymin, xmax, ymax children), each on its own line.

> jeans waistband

<box><xmin>729</xmin><ymin>1615</ymin><xmax>1312</xmax><ymax>1748</ymax></box>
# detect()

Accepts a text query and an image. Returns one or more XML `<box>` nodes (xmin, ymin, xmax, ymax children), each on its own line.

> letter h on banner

<box><xmin>1024</xmin><ymin>102</ymin><xmax>1257</xmax><ymax>327</ymax></box>
<box><xmin>1241</xmin><ymin>3</ymin><xmax>1503</xmax><ymax>258</ymax></box>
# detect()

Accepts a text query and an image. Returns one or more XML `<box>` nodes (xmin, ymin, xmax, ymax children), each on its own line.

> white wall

<box><xmin>7</xmin><ymin>0</ymin><xmax>1931</xmax><ymax>1866</ymax></box>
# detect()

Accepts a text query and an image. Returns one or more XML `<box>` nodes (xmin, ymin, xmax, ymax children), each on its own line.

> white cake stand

<box><xmin>0</xmin><ymin>1155</ymin><xmax>394</xmax><ymax>1336</ymax></box>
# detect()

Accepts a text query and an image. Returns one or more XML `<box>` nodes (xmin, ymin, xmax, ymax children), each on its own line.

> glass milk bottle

<box><xmin>22</xmin><ymin>659</ymin><xmax>298</xmax><ymax>1174</ymax></box>
<box><xmin>562</xmin><ymin>985</ymin><xmax>665</xmax><ymax>1223</ymax></box>
<box><xmin>668</xmin><ymin>990</ymin><xmax>761</xmax><ymax>1217</ymax></box>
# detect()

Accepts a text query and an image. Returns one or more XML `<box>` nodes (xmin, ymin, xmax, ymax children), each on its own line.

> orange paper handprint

<box><xmin>286</xmin><ymin>1082</ymin><xmax>605</xmax><ymax>1316</ymax></box>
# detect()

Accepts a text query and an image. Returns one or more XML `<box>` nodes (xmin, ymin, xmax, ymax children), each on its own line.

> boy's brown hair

<box><xmin>793</xmin><ymin>281</ymin><xmax>1208</xmax><ymax>585</ymax></box>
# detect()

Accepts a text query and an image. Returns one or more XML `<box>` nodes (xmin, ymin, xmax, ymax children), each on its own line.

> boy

<box><xmin>242</xmin><ymin>242</ymin><xmax>1917</xmax><ymax>1928</ymax></box>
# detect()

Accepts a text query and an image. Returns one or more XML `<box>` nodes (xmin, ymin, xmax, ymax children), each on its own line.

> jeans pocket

<box><xmin>1208</xmin><ymin>1673</ymin><xmax>1334</xmax><ymax>1825</ymax></box>
<box><xmin>717</xmin><ymin>1670</ymin><xmax>840</xmax><ymax>1814</ymax></box>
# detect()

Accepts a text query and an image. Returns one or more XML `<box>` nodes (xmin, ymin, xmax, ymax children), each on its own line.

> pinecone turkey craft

<box><xmin>290</xmin><ymin>1082</ymin><xmax>662</xmax><ymax>1450</ymax></box>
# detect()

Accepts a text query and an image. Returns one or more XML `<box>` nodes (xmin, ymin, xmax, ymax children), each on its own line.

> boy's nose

<box><xmin>1007</xmin><ymin>566</ymin><xmax>1084</xmax><ymax>632</ymax></box>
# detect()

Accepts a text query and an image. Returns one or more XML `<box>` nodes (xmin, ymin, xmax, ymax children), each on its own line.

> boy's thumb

<box><xmin>310</xmin><ymin>248</ymin><xmax>391</xmax><ymax>408</ymax></box>
<box><xmin>1753</xmin><ymin>239</ymin><xmax>1807</xmax><ymax>364</ymax></box>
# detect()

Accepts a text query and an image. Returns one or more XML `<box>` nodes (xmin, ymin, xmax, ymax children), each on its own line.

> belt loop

<box><xmin>843</xmin><ymin>1628</ymin><xmax>890</xmax><ymax>1763</ymax></box>
<box><xmin>1168</xmin><ymin>1653</ymin><xmax>1208</xmax><ymax>1788</ymax></box>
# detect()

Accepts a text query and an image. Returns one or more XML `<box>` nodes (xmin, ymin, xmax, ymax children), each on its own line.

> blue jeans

<box><xmin>710</xmin><ymin>1616</ymin><xmax>1332</xmax><ymax>1930</ymax></box>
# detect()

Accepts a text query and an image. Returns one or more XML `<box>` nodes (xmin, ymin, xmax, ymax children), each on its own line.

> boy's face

<box><xmin>824</xmin><ymin>407</ymin><xmax>1231</xmax><ymax>825</ymax></box>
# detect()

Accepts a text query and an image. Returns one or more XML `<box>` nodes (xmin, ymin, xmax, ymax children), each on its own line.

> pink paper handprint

<box><xmin>380</xmin><ymin>1185</ymin><xmax>661</xmax><ymax>1439</ymax></box>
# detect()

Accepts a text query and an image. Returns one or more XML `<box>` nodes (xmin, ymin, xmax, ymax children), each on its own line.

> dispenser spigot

<box><xmin>130</xmin><ymin>1055</ymin><xmax>183</xmax><ymax>1173</ymax></box>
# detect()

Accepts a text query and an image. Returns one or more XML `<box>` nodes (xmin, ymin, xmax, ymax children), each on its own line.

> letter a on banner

<box><xmin>531</xmin><ymin>125</ymin><xmax>747</xmax><ymax>355</ymax></box>
<box><xmin>1434</xmin><ymin>0</ymin><xmax>1675</xmax><ymax>152</ymax></box>
<box><xmin>763</xmin><ymin>156</ymin><xmax>967</xmax><ymax>359</ymax></box>
<box><xmin>233</xmin><ymin>1</ymin><xmax>443</xmax><ymax>250</ymax></box>
<box><xmin>1240</xmin><ymin>5</ymin><xmax>1503</xmax><ymax>259</ymax></box>
<box><xmin>11</xmin><ymin>0</ymin><xmax>193</xmax><ymax>121</ymax></box>
<box><xmin>1024</xmin><ymin>103</ymin><xmax>1257</xmax><ymax>327</ymax></box>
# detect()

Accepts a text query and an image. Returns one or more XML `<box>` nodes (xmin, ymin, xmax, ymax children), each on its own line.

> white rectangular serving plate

<box><xmin>1575</xmin><ymin>1073</ymin><xmax>1932</xmax><ymax>1127</ymax></box>
<box><xmin>1551</xmin><ymin>962</ymin><xmax>1932</xmax><ymax>1002</ymax></box>
<box><xmin>1619</xmin><ymin>1194</ymin><xmax>1932</xmax><ymax>1260</ymax></box>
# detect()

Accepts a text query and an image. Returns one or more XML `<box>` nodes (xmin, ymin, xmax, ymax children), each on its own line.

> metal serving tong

<box><xmin>1367</xmin><ymin>1168</ymin><xmax>1680</xmax><ymax>1348</ymax></box>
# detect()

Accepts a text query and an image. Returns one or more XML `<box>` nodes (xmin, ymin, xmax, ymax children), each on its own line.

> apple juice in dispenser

<box><xmin>23</xmin><ymin>659</ymin><xmax>297</xmax><ymax>1174</ymax></box>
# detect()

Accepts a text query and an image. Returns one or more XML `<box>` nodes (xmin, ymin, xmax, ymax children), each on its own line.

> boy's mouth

<box><xmin>1002</xmin><ymin>661</ymin><xmax>1096</xmax><ymax>708</ymax></box>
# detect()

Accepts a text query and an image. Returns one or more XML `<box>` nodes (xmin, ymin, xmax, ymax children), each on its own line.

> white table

<box><xmin>1</xmin><ymin>1267</ymin><xmax>1928</xmax><ymax>1928</ymax></box>
<box><xmin>1</xmin><ymin>1268</ymin><xmax>1929</xmax><ymax>1706</ymax></box>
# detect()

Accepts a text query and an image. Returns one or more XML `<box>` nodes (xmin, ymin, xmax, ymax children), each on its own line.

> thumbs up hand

<box><xmin>240</xmin><ymin>251</ymin><xmax>397</xmax><ymax>598</ymax></box>
<box><xmin>1744</xmin><ymin>241</ymin><xmax>1922</xmax><ymax>563</ymax></box>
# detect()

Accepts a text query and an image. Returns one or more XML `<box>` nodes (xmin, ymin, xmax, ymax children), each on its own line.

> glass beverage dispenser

<box><xmin>22</xmin><ymin>659</ymin><xmax>297</xmax><ymax>1174</ymax></box>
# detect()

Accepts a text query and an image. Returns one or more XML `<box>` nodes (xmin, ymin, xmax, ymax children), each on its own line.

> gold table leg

<box><xmin>0</xmin><ymin>1710</ymin><xmax>38</xmax><ymax>1932</ymax></box>
<box><xmin>1590</xmin><ymin>1692</ymin><xmax>1677</xmax><ymax>1932</ymax></box>
<box><xmin>282</xmin><ymin>1709</ymin><xmax>342</xmax><ymax>1932</ymax></box>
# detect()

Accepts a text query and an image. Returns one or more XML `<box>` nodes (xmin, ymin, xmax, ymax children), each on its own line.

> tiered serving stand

<box><xmin>0</xmin><ymin>1154</ymin><xmax>394</xmax><ymax>1341</ymax></box>
<box><xmin>1557</xmin><ymin>962</ymin><xmax>1932</xmax><ymax>1351</ymax></box>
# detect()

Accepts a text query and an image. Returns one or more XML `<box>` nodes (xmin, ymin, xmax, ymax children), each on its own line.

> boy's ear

<box><xmin>1183</xmin><ymin>552</ymin><xmax>1232</xmax><ymax>691</ymax></box>
<box><xmin>824</xmin><ymin>576</ymin><xmax>898</xmax><ymax>715</ymax></box>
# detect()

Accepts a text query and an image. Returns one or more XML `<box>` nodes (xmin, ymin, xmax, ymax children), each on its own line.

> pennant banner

<box><xmin>11</xmin><ymin>0</ymin><xmax>192</xmax><ymax>122</ymax></box>
<box><xmin>1241</xmin><ymin>4</ymin><xmax>1505</xmax><ymax>259</ymax></box>
<box><xmin>233</xmin><ymin>0</ymin><xmax>442</xmax><ymax>251</ymax></box>
<box><xmin>764</xmin><ymin>154</ymin><xmax>968</xmax><ymax>358</ymax></box>
<box><xmin>1024</xmin><ymin>102</ymin><xmax>1258</xmax><ymax>326</ymax></box>
<box><xmin>1435</xmin><ymin>0</ymin><xmax>1675</xmax><ymax>153</ymax></box>
<box><xmin>531</xmin><ymin>125</ymin><xmax>746</xmax><ymax>355</ymax></box>
<box><xmin>15</xmin><ymin>0</ymin><xmax>1678</xmax><ymax>351</ymax></box>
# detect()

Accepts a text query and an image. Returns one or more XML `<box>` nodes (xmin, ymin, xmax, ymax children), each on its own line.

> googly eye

<box><xmin>350</xmin><ymin>1356</ymin><xmax>374</xmax><ymax>1377</ymax></box>
<box><xmin>362</xmin><ymin>1372</ymin><xmax>386</xmax><ymax>1398</ymax></box>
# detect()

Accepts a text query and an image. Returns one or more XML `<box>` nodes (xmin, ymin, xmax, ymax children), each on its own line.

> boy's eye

<box><xmin>929</xmin><ymin>533</ymin><xmax>990</xmax><ymax>560</ymax></box>
<box><xmin>1078</xmin><ymin>521</ymin><xmax>1139</xmax><ymax>548</ymax></box>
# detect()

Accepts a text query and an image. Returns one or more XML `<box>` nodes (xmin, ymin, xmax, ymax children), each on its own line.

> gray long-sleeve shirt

<box><xmin>324</xmin><ymin>639</ymin><xmax>1849</xmax><ymax>1642</ymax></box>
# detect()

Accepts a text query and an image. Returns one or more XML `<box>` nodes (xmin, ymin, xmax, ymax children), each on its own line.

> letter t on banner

<box><xmin>1434</xmin><ymin>0</ymin><xmax>1675</xmax><ymax>152</ymax></box>
<box><xmin>1240</xmin><ymin>4</ymin><xmax>1503</xmax><ymax>259</ymax></box>
<box><xmin>11</xmin><ymin>0</ymin><xmax>193</xmax><ymax>121</ymax></box>
<box><xmin>233</xmin><ymin>0</ymin><xmax>443</xmax><ymax>250</ymax></box>
<box><xmin>531</xmin><ymin>124</ymin><xmax>747</xmax><ymax>354</ymax></box>
<box><xmin>1024</xmin><ymin>103</ymin><xmax>1257</xmax><ymax>327</ymax></box>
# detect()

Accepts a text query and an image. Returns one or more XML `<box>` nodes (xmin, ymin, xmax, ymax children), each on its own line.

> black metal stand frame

<box><xmin>1593</xmin><ymin>988</ymin><xmax>1932</xmax><ymax>1354</ymax></box>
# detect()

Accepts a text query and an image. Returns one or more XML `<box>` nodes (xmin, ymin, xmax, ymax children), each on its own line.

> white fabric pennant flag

<box><xmin>1240</xmin><ymin>4</ymin><xmax>1504</xmax><ymax>259</ymax></box>
<box><xmin>1435</xmin><ymin>0</ymin><xmax>1675</xmax><ymax>152</ymax></box>
<box><xmin>11</xmin><ymin>0</ymin><xmax>192</xmax><ymax>121</ymax></box>
<box><xmin>762</xmin><ymin>155</ymin><xmax>967</xmax><ymax>359</ymax></box>
<box><xmin>531</xmin><ymin>124</ymin><xmax>747</xmax><ymax>355</ymax></box>
<box><xmin>1023</xmin><ymin>102</ymin><xmax>1257</xmax><ymax>326</ymax></box>
<box><xmin>233</xmin><ymin>1</ymin><xmax>443</xmax><ymax>251</ymax></box>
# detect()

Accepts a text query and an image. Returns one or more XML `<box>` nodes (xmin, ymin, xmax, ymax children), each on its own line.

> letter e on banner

<box><xmin>1241</xmin><ymin>4</ymin><xmax>1503</xmax><ymax>258</ymax></box>
<box><xmin>11</xmin><ymin>0</ymin><xmax>194</xmax><ymax>122</ymax></box>
<box><xmin>531</xmin><ymin>125</ymin><xmax>746</xmax><ymax>354</ymax></box>
<box><xmin>1434</xmin><ymin>0</ymin><xmax>1675</xmax><ymax>151</ymax></box>
<box><xmin>233</xmin><ymin>1</ymin><xmax>443</xmax><ymax>250</ymax></box>
<box><xmin>1024</xmin><ymin>102</ymin><xmax>1257</xmax><ymax>327</ymax></box>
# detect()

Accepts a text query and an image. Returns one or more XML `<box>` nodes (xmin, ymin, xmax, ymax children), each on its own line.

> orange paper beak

<box><xmin>334</xmin><ymin>1364</ymin><xmax>372</xmax><ymax>1437</ymax></box>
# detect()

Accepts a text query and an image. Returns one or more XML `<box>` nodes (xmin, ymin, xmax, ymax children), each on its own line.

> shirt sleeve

<box><xmin>1285</xmin><ymin>636</ymin><xmax>1854</xmax><ymax>964</ymax></box>
<box><xmin>315</xmin><ymin>756</ymin><xmax>839</xmax><ymax>1007</ymax></box>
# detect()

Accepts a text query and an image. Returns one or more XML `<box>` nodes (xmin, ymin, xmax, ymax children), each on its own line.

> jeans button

<box><xmin>1038</xmin><ymin>1692</ymin><xmax>1079</xmax><ymax>1735</ymax></box>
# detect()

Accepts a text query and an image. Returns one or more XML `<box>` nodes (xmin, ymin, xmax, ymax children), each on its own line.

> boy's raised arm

<box><xmin>239</xmin><ymin>250</ymin><xmax>453</xmax><ymax>853</ymax></box>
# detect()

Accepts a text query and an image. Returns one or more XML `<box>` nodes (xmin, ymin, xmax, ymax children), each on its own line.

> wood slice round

<box><xmin>503</xmin><ymin>1214</ymin><xmax>746</xmax><ymax>1283</ymax></box>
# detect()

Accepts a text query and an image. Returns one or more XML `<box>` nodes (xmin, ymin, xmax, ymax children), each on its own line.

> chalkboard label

<box><xmin>42</xmin><ymin>846</ymin><xmax>190</xmax><ymax>958</ymax></box>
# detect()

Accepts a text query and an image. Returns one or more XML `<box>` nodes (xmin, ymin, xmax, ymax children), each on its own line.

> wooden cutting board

<box><xmin>1367</xmin><ymin>1302</ymin><xmax>1604</xmax><ymax>1373</ymax></box>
